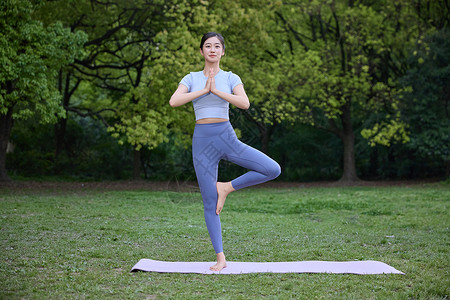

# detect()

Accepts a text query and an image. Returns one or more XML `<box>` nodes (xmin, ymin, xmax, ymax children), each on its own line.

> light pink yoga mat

<box><xmin>130</xmin><ymin>259</ymin><xmax>404</xmax><ymax>275</ymax></box>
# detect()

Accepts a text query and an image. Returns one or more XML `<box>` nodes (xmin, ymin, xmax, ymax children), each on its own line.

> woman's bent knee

<box><xmin>267</xmin><ymin>161</ymin><xmax>281</xmax><ymax>180</ymax></box>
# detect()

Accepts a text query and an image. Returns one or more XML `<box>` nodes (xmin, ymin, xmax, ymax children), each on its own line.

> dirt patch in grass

<box><xmin>0</xmin><ymin>178</ymin><xmax>442</xmax><ymax>193</ymax></box>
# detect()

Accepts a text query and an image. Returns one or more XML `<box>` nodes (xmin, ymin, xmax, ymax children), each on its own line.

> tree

<box><xmin>35</xmin><ymin>0</ymin><xmax>215</xmax><ymax>179</ymax></box>
<box><xmin>222</xmin><ymin>0</ymin><xmax>441</xmax><ymax>182</ymax></box>
<box><xmin>0</xmin><ymin>0</ymin><xmax>86</xmax><ymax>181</ymax></box>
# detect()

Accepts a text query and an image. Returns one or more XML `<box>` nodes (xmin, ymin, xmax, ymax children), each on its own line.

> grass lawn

<box><xmin>0</xmin><ymin>182</ymin><xmax>449</xmax><ymax>299</ymax></box>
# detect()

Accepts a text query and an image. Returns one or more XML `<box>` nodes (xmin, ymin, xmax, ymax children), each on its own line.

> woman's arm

<box><xmin>207</xmin><ymin>67</ymin><xmax>249</xmax><ymax>109</ymax></box>
<box><xmin>169</xmin><ymin>84</ymin><xmax>209</xmax><ymax>107</ymax></box>
<box><xmin>211</xmin><ymin>82</ymin><xmax>250</xmax><ymax>110</ymax></box>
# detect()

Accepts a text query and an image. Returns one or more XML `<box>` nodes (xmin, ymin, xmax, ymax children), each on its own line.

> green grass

<box><xmin>0</xmin><ymin>183</ymin><xmax>449</xmax><ymax>299</ymax></box>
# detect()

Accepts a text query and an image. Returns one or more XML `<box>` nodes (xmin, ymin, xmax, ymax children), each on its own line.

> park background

<box><xmin>1</xmin><ymin>1</ymin><xmax>449</xmax><ymax>299</ymax></box>
<box><xmin>1</xmin><ymin>0</ymin><xmax>449</xmax><ymax>183</ymax></box>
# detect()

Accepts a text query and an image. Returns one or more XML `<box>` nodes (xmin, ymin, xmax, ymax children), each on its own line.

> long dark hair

<box><xmin>200</xmin><ymin>32</ymin><xmax>225</xmax><ymax>50</ymax></box>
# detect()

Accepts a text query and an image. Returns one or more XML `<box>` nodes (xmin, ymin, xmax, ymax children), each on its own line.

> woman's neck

<box><xmin>203</xmin><ymin>62</ymin><xmax>220</xmax><ymax>76</ymax></box>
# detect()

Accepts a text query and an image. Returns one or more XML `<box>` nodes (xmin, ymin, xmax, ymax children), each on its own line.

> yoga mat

<box><xmin>130</xmin><ymin>259</ymin><xmax>404</xmax><ymax>275</ymax></box>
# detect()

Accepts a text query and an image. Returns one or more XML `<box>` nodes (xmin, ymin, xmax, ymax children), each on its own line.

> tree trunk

<box><xmin>369</xmin><ymin>146</ymin><xmax>379</xmax><ymax>179</ymax></box>
<box><xmin>242</xmin><ymin>109</ymin><xmax>276</xmax><ymax>154</ymax></box>
<box><xmin>55</xmin><ymin>118</ymin><xmax>67</xmax><ymax>158</ymax></box>
<box><xmin>340</xmin><ymin>129</ymin><xmax>358</xmax><ymax>182</ymax></box>
<box><xmin>339</xmin><ymin>103</ymin><xmax>359</xmax><ymax>182</ymax></box>
<box><xmin>257</xmin><ymin>122</ymin><xmax>275</xmax><ymax>154</ymax></box>
<box><xmin>445</xmin><ymin>160</ymin><xmax>450</xmax><ymax>179</ymax></box>
<box><xmin>55</xmin><ymin>72</ymin><xmax>72</xmax><ymax>158</ymax></box>
<box><xmin>0</xmin><ymin>108</ymin><xmax>14</xmax><ymax>181</ymax></box>
<box><xmin>260</xmin><ymin>126</ymin><xmax>270</xmax><ymax>154</ymax></box>
<box><xmin>133</xmin><ymin>149</ymin><xmax>141</xmax><ymax>180</ymax></box>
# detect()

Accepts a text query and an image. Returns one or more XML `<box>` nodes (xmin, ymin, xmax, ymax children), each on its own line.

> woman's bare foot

<box><xmin>216</xmin><ymin>182</ymin><xmax>235</xmax><ymax>215</ymax></box>
<box><xmin>210</xmin><ymin>252</ymin><xmax>227</xmax><ymax>271</ymax></box>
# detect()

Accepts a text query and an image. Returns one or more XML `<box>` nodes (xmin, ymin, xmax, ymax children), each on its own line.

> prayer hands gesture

<box><xmin>204</xmin><ymin>68</ymin><xmax>216</xmax><ymax>93</ymax></box>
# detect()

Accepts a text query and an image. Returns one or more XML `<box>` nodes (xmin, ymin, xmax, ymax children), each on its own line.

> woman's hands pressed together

<box><xmin>204</xmin><ymin>67</ymin><xmax>216</xmax><ymax>94</ymax></box>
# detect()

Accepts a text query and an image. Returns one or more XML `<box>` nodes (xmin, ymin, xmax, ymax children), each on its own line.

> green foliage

<box><xmin>0</xmin><ymin>0</ymin><xmax>86</xmax><ymax>122</ymax></box>
<box><xmin>400</xmin><ymin>28</ymin><xmax>450</xmax><ymax>163</ymax></box>
<box><xmin>139</xmin><ymin>134</ymin><xmax>196</xmax><ymax>180</ymax></box>
<box><xmin>35</xmin><ymin>0</ymin><xmax>219</xmax><ymax>151</ymax></box>
<box><xmin>361</xmin><ymin>118</ymin><xmax>410</xmax><ymax>147</ymax></box>
<box><xmin>2</xmin><ymin>0</ymin><xmax>448</xmax><ymax>180</ymax></box>
<box><xmin>269</xmin><ymin>1</ymin><xmax>412</xmax><ymax>141</ymax></box>
<box><xmin>7</xmin><ymin>116</ymin><xmax>133</xmax><ymax>179</ymax></box>
<box><xmin>107</xmin><ymin>85</ymin><xmax>172</xmax><ymax>151</ymax></box>
<box><xmin>272</xmin><ymin>123</ymin><xmax>342</xmax><ymax>181</ymax></box>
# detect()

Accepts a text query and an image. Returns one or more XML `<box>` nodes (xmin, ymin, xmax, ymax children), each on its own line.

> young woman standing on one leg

<box><xmin>170</xmin><ymin>32</ymin><xmax>281</xmax><ymax>271</ymax></box>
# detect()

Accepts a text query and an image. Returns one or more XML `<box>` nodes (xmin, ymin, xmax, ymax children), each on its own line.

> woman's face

<box><xmin>200</xmin><ymin>36</ymin><xmax>225</xmax><ymax>63</ymax></box>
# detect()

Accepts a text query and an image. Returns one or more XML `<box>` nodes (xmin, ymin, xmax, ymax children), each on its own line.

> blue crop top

<box><xmin>179</xmin><ymin>70</ymin><xmax>243</xmax><ymax>120</ymax></box>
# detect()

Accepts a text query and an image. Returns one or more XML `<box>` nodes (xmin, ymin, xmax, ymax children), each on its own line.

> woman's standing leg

<box><xmin>192</xmin><ymin>125</ymin><xmax>227</xmax><ymax>271</ymax></box>
<box><xmin>192</xmin><ymin>122</ymin><xmax>281</xmax><ymax>270</ymax></box>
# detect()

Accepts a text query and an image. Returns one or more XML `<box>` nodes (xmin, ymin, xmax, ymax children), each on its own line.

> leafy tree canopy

<box><xmin>0</xmin><ymin>0</ymin><xmax>86</xmax><ymax>123</ymax></box>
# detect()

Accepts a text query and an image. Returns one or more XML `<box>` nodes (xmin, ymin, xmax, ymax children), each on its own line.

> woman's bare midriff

<box><xmin>196</xmin><ymin>118</ymin><xmax>228</xmax><ymax>124</ymax></box>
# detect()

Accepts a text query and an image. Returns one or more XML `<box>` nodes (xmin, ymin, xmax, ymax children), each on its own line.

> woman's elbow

<box><xmin>169</xmin><ymin>98</ymin><xmax>178</xmax><ymax>107</ymax></box>
<box><xmin>238</xmin><ymin>96</ymin><xmax>250</xmax><ymax>110</ymax></box>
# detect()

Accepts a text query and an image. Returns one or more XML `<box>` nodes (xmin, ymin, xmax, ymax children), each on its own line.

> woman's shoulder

<box><xmin>188</xmin><ymin>70</ymin><xmax>204</xmax><ymax>77</ymax></box>
<box><xmin>182</xmin><ymin>70</ymin><xmax>203</xmax><ymax>77</ymax></box>
<box><xmin>180</xmin><ymin>71</ymin><xmax>203</xmax><ymax>84</ymax></box>
<box><xmin>220</xmin><ymin>70</ymin><xmax>241</xmax><ymax>79</ymax></box>
<box><xmin>220</xmin><ymin>70</ymin><xmax>242</xmax><ymax>86</ymax></box>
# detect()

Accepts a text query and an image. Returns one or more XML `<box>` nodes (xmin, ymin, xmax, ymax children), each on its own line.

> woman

<box><xmin>170</xmin><ymin>32</ymin><xmax>281</xmax><ymax>271</ymax></box>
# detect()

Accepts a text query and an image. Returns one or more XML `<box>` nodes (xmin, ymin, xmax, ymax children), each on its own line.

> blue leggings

<box><xmin>192</xmin><ymin>121</ymin><xmax>281</xmax><ymax>253</ymax></box>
